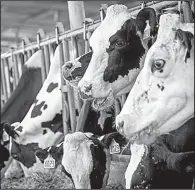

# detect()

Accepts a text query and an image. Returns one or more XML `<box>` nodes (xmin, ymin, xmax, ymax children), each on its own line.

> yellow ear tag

<box><xmin>44</xmin><ymin>154</ymin><xmax>55</xmax><ymax>169</ymax></box>
<box><xmin>109</xmin><ymin>139</ymin><xmax>120</xmax><ymax>154</ymax></box>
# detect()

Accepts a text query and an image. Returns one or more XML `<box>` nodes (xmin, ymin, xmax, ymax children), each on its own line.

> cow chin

<box><xmin>92</xmin><ymin>91</ymin><xmax>114</xmax><ymax>111</ymax></box>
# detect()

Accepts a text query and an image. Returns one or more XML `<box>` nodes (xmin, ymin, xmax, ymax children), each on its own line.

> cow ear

<box><xmin>175</xmin><ymin>29</ymin><xmax>194</xmax><ymax>61</ymax></box>
<box><xmin>167</xmin><ymin>151</ymin><xmax>195</xmax><ymax>174</ymax></box>
<box><xmin>136</xmin><ymin>7</ymin><xmax>157</xmax><ymax>38</ymax></box>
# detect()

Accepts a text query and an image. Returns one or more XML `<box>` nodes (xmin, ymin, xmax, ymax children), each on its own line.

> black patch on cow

<box><xmin>42</xmin><ymin>129</ymin><xmax>47</xmax><ymax>135</ymax></box>
<box><xmin>31</xmin><ymin>101</ymin><xmax>46</xmax><ymax>118</ymax></box>
<box><xmin>0</xmin><ymin>144</ymin><xmax>10</xmax><ymax>170</ymax></box>
<box><xmin>46</xmin><ymin>82</ymin><xmax>58</xmax><ymax>93</ymax></box>
<box><xmin>103</xmin><ymin>19</ymin><xmax>145</xmax><ymax>83</ymax></box>
<box><xmin>41</xmin><ymin>113</ymin><xmax>63</xmax><ymax>133</ymax></box>
<box><xmin>16</xmin><ymin>126</ymin><xmax>23</xmax><ymax>132</ymax></box>
<box><xmin>10</xmin><ymin>139</ymin><xmax>40</xmax><ymax>168</ymax></box>
<box><xmin>43</xmin><ymin>104</ymin><xmax>48</xmax><ymax>110</ymax></box>
<box><xmin>89</xmin><ymin>143</ymin><xmax>106</xmax><ymax>189</ymax></box>
<box><xmin>157</xmin><ymin>84</ymin><xmax>164</xmax><ymax>91</ymax></box>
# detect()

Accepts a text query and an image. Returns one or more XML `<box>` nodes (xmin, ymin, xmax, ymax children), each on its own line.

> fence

<box><xmin>1</xmin><ymin>1</ymin><xmax>192</xmax><ymax>159</ymax></box>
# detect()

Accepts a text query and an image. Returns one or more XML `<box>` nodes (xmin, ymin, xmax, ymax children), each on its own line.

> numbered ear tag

<box><xmin>143</xmin><ymin>28</ymin><xmax>150</xmax><ymax>39</ymax></box>
<box><xmin>109</xmin><ymin>139</ymin><xmax>120</xmax><ymax>154</ymax></box>
<box><xmin>44</xmin><ymin>155</ymin><xmax>55</xmax><ymax>169</ymax></box>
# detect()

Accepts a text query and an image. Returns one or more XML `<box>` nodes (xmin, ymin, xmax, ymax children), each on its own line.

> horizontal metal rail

<box><xmin>1</xmin><ymin>1</ymin><xmax>177</xmax><ymax>59</ymax></box>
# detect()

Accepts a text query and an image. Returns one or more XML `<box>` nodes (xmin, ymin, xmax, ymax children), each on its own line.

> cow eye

<box><xmin>115</xmin><ymin>40</ymin><xmax>125</xmax><ymax>47</ymax></box>
<box><xmin>153</xmin><ymin>59</ymin><xmax>165</xmax><ymax>70</ymax></box>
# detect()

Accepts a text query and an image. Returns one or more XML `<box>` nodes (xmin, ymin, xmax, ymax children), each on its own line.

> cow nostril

<box><xmin>66</xmin><ymin>62</ymin><xmax>73</xmax><ymax>69</ymax></box>
<box><xmin>85</xmin><ymin>84</ymin><xmax>92</xmax><ymax>92</ymax></box>
<box><xmin>118</xmin><ymin>121</ymin><xmax>124</xmax><ymax>129</ymax></box>
<box><xmin>12</xmin><ymin>153</ymin><xmax>18</xmax><ymax>159</ymax></box>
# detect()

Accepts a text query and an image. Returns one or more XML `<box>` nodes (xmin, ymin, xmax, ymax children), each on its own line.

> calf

<box><xmin>35</xmin><ymin>132</ymin><xmax>127</xmax><ymax>189</ymax></box>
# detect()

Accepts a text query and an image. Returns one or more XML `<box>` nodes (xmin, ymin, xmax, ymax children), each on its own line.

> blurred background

<box><xmin>1</xmin><ymin>1</ymin><xmax>142</xmax><ymax>53</ymax></box>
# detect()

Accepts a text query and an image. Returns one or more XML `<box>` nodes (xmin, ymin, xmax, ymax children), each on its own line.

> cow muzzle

<box><xmin>78</xmin><ymin>81</ymin><xmax>93</xmax><ymax>99</ymax></box>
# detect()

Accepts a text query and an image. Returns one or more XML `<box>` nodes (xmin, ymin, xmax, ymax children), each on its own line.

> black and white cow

<box><xmin>35</xmin><ymin>132</ymin><xmax>127</xmax><ymax>189</ymax></box>
<box><xmin>3</xmin><ymin>45</ymin><xmax>64</xmax><ymax>177</ymax></box>
<box><xmin>76</xmin><ymin>5</ymin><xmax>157</xmax><ymax>111</ymax></box>
<box><xmin>125</xmin><ymin>118</ymin><xmax>195</xmax><ymax>189</ymax></box>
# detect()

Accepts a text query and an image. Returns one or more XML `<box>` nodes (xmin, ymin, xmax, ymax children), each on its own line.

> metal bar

<box><xmin>13</xmin><ymin>54</ymin><xmax>20</xmax><ymax>86</ymax></box>
<box><xmin>59</xmin><ymin>42</ymin><xmax>70</xmax><ymax>136</ymax></box>
<box><xmin>182</xmin><ymin>1</ymin><xmax>193</xmax><ymax>23</ymax></box>
<box><xmin>43</xmin><ymin>45</ymin><xmax>50</xmax><ymax>75</ymax></box>
<box><xmin>4</xmin><ymin>58</ymin><xmax>11</xmax><ymax>98</ymax></box>
<box><xmin>1</xmin><ymin>1</ymin><xmax>177</xmax><ymax>59</ymax></box>
<box><xmin>1</xmin><ymin>59</ymin><xmax>8</xmax><ymax>101</ymax></box>
<box><xmin>76</xmin><ymin>99</ymin><xmax>91</xmax><ymax>132</ymax></box>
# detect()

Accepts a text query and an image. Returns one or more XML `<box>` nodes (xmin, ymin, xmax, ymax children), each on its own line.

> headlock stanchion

<box><xmin>1</xmin><ymin>2</ymin><xmax>182</xmax><ymax>155</ymax></box>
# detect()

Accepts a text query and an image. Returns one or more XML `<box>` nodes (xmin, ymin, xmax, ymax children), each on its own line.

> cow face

<box><xmin>116</xmin><ymin>13</ymin><xmax>194</xmax><ymax>143</ymax></box>
<box><xmin>62</xmin><ymin>131</ymin><xmax>127</xmax><ymax>189</ymax></box>
<box><xmin>77</xmin><ymin>5</ymin><xmax>157</xmax><ymax>111</ymax></box>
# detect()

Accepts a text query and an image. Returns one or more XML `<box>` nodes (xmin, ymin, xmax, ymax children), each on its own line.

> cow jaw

<box><xmin>92</xmin><ymin>91</ymin><xmax>114</xmax><ymax>111</ymax></box>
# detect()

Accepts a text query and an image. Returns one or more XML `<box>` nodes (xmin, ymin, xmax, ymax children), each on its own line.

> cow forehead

<box><xmin>90</xmin><ymin>5</ymin><xmax>131</xmax><ymax>50</ymax></box>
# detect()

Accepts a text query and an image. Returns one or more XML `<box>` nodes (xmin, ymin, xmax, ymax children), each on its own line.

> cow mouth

<box><xmin>65</xmin><ymin>76</ymin><xmax>82</xmax><ymax>87</ymax></box>
<box><xmin>128</xmin><ymin>126</ymin><xmax>157</xmax><ymax>145</ymax></box>
<box><xmin>92</xmin><ymin>92</ymin><xmax>114</xmax><ymax>111</ymax></box>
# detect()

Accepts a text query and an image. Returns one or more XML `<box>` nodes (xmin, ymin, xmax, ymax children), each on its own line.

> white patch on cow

<box><xmin>25</xmin><ymin>50</ymin><xmax>42</xmax><ymax>68</ymax></box>
<box><xmin>125</xmin><ymin>144</ymin><xmax>146</xmax><ymax>189</ymax></box>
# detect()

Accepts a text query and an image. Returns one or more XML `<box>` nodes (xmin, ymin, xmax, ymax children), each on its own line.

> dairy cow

<box><xmin>4</xmin><ymin>45</ymin><xmax>64</xmax><ymax>177</ymax></box>
<box><xmin>35</xmin><ymin>132</ymin><xmax>127</xmax><ymax>189</ymax></box>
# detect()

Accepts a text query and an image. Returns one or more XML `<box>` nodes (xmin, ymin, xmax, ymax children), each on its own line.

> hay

<box><xmin>1</xmin><ymin>170</ymin><xmax>74</xmax><ymax>189</ymax></box>
<box><xmin>1</xmin><ymin>162</ymin><xmax>126</xmax><ymax>189</ymax></box>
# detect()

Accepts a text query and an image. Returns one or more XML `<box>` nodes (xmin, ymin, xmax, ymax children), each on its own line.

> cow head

<box><xmin>76</xmin><ymin>5</ymin><xmax>157</xmax><ymax>111</ymax></box>
<box><xmin>62</xmin><ymin>131</ymin><xmax>127</xmax><ymax>189</ymax></box>
<box><xmin>116</xmin><ymin>13</ymin><xmax>194</xmax><ymax>143</ymax></box>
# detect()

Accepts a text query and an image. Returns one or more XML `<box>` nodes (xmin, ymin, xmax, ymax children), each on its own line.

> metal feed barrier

<box><xmin>1</xmin><ymin>1</ymin><xmax>192</xmax><ymax>170</ymax></box>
